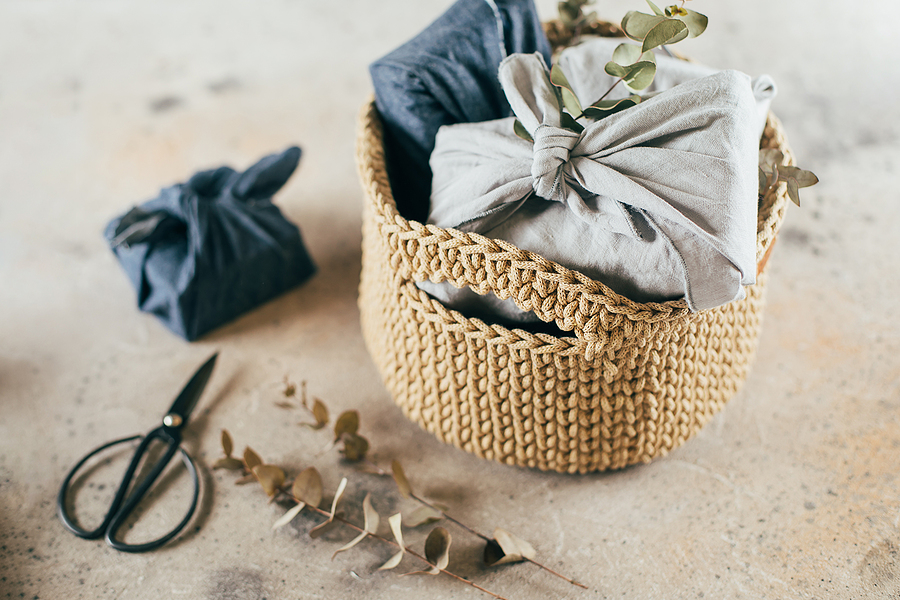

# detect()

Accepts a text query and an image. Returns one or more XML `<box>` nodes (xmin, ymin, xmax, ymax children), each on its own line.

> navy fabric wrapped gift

<box><xmin>369</xmin><ymin>0</ymin><xmax>552</xmax><ymax>222</ymax></box>
<box><xmin>105</xmin><ymin>146</ymin><xmax>315</xmax><ymax>341</ymax></box>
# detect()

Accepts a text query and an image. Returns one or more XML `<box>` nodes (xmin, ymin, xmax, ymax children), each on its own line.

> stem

<box><xmin>409</xmin><ymin>493</ymin><xmax>588</xmax><ymax>590</ymax></box>
<box><xmin>593</xmin><ymin>77</ymin><xmax>624</xmax><ymax>105</ymax></box>
<box><xmin>275</xmin><ymin>490</ymin><xmax>511</xmax><ymax>600</ymax></box>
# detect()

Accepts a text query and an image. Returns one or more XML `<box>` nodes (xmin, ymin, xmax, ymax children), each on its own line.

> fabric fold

<box><xmin>424</xmin><ymin>52</ymin><xmax>764</xmax><ymax>319</ymax></box>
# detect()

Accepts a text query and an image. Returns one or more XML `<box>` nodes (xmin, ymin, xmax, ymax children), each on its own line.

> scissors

<box><xmin>57</xmin><ymin>353</ymin><xmax>217</xmax><ymax>553</ymax></box>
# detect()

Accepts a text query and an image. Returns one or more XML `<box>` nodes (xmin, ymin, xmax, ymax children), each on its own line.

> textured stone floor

<box><xmin>1</xmin><ymin>1</ymin><xmax>898</xmax><ymax>599</ymax></box>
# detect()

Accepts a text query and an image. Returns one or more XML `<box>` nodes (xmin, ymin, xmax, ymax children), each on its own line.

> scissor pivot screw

<box><xmin>163</xmin><ymin>414</ymin><xmax>183</xmax><ymax>428</ymax></box>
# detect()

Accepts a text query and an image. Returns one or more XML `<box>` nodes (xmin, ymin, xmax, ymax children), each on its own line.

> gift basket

<box><xmin>356</xmin><ymin>0</ymin><xmax>796</xmax><ymax>473</ymax></box>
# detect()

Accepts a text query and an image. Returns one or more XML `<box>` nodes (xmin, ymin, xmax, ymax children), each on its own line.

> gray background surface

<box><xmin>1</xmin><ymin>1</ymin><xmax>898</xmax><ymax>598</ymax></box>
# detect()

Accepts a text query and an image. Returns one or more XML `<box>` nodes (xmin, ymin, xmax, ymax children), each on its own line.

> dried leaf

<box><xmin>310</xmin><ymin>399</ymin><xmax>329</xmax><ymax>429</ymax></box>
<box><xmin>403</xmin><ymin>504</ymin><xmax>445</xmax><ymax>528</ymax></box>
<box><xmin>780</xmin><ymin>166</ymin><xmax>819</xmax><ymax>188</ymax></box>
<box><xmin>641</xmin><ymin>18</ymin><xmax>688</xmax><ymax>53</ymax></box>
<box><xmin>759</xmin><ymin>148</ymin><xmax>785</xmax><ymax>167</ymax></box>
<box><xmin>341</xmin><ymin>433</ymin><xmax>369</xmax><ymax>462</ymax></box>
<box><xmin>786</xmin><ymin>178</ymin><xmax>800</xmax><ymax>206</ymax></box>
<box><xmin>333</xmin><ymin>411</ymin><xmax>359</xmax><ymax>441</ymax></box>
<box><xmin>362</xmin><ymin>493</ymin><xmax>380</xmax><ymax>534</ymax></box>
<box><xmin>309</xmin><ymin>512</ymin><xmax>344</xmax><ymax>539</ymax></box>
<box><xmin>332</xmin><ymin>494</ymin><xmax>380</xmax><ymax>559</ymax></box>
<box><xmin>377</xmin><ymin>514</ymin><xmax>406</xmax><ymax>571</ymax></box>
<box><xmin>253</xmin><ymin>464</ymin><xmax>285</xmax><ymax>498</ymax></box>
<box><xmin>272</xmin><ymin>502</ymin><xmax>306</xmax><ymax>530</ymax></box>
<box><xmin>513</xmin><ymin>119</ymin><xmax>533</xmax><ymax>142</ymax></box>
<box><xmin>332</xmin><ymin>531</ymin><xmax>368</xmax><ymax>559</ymax></box>
<box><xmin>391</xmin><ymin>460</ymin><xmax>413</xmax><ymax>499</ymax></box>
<box><xmin>484</xmin><ymin>528</ymin><xmax>537</xmax><ymax>567</ymax></box>
<box><xmin>274</xmin><ymin>401</ymin><xmax>296</xmax><ymax>409</ymax></box>
<box><xmin>282</xmin><ymin>377</ymin><xmax>296</xmax><ymax>398</ymax></box>
<box><xmin>243</xmin><ymin>447</ymin><xmax>262</xmax><ymax>471</ymax></box>
<box><xmin>212</xmin><ymin>457</ymin><xmax>245</xmax><ymax>471</ymax></box>
<box><xmin>292</xmin><ymin>467</ymin><xmax>324</xmax><ymax>507</ymax></box>
<box><xmin>221</xmin><ymin>429</ymin><xmax>233</xmax><ymax>457</ymax></box>
<box><xmin>424</xmin><ymin>527</ymin><xmax>451</xmax><ymax>572</ymax></box>
<box><xmin>330</xmin><ymin>477</ymin><xmax>348</xmax><ymax>517</ymax></box>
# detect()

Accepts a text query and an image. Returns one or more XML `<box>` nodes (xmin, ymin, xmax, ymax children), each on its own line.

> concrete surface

<box><xmin>1</xmin><ymin>1</ymin><xmax>898</xmax><ymax>599</ymax></box>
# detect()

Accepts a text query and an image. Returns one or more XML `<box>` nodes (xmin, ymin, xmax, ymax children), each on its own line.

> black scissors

<box><xmin>57</xmin><ymin>353</ymin><xmax>217</xmax><ymax>553</ymax></box>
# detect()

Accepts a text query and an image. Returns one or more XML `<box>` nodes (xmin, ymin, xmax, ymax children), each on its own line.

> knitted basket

<box><xmin>356</xmin><ymin>35</ymin><xmax>793</xmax><ymax>474</ymax></box>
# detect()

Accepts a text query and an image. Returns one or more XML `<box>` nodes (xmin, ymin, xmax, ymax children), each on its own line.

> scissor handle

<box><xmin>57</xmin><ymin>428</ymin><xmax>200</xmax><ymax>553</ymax></box>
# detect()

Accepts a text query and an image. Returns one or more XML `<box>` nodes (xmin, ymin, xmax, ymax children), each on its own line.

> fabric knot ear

<box><xmin>531</xmin><ymin>125</ymin><xmax>580</xmax><ymax>201</ymax></box>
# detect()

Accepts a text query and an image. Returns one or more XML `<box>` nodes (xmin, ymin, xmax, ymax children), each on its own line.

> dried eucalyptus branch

<box><xmin>391</xmin><ymin>460</ymin><xmax>588</xmax><ymax>589</ymax></box>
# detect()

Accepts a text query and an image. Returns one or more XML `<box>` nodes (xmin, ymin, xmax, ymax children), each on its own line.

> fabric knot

<box><xmin>531</xmin><ymin>125</ymin><xmax>580</xmax><ymax>201</ymax></box>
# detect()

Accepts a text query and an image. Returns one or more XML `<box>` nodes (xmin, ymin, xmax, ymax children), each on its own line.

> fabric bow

<box><xmin>425</xmin><ymin>53</ymin><xmax>760</xmax><ymax>314</ymax></box>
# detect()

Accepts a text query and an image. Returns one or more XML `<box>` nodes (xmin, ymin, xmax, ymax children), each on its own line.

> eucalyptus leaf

<box><xmin>332</xmin><ymin>530</ymin><xmax>368</xmax><ymax>560</ymax></box>
<box><xmin>403</xmin><ymin>504</ymin><xmax>445</xmax><ymax>528</ymax></box>
<box><xmin>604</xmin><ymin>61</ymin><xmax>628</xmax><ymax>78</ymax></box>
<box><xmin>333</xmin><ymin>410</ymin><xmax>359</xmax><ymax>441</ymax></box>
<box><xmin>221</xmin><ymin>429</ymin><xmax>233</xmax><ymax>457</ymax></box>
<box><xmin>341</xmin><ymin>432</ymin><xmax>369</xmax><ymax>462</ymax></box>
<box><xmin>550</xmin><ymin>64</ymin><xmax>583</xmax><ymax>116</ymax></box>
<box><xmin>484</xmin><ymin>528</ymin><xmax>537</xmax><ymax>566</ymax></box>
<box><xmin>274</xmin><ymin>401</ymin><xmax>296</xmax><ymax>409</ymax></box>
<box><xmin>378</xmin><ymin>513</ymin><xmax>406</xmax><ymax>570</ymax></box>
<box><xmin>424</xmin><ymin>527</ymin><xmax>451</xmax><ymax>572</ymax></box>
<box><xmin>646</xmin><ymin>0</ymin><xmax>664</xmax><ymax>16</ymax></box>
<box><xmin>330</xmin><ymin>477</ymin><xmax>348</xmax><ymax>517</ymax></box>
<box><xmin>758</xmin><ymin>167</ymin><xmax>769</xmax><ymax>195</ymax></box>
<box><xmin>642</xmin><ymin>19</ymin><xmax>688</xmax><ymax>53</ymax></box>
<box><xmin>212</xmin><ymin>457</ymin><xmax>245</xmax><ymax>471</ymax></box>
<box><xmin>243</xmin><ymin>447</ymin><xmax>262</xmax><ymax>471</ymax></box>
<box><xmin>282</xmin><ymin>379</ymin><xmax>296</xmax><ymax>398</ymax></box>
<box><xmin>621</xmin><ymin>11</ymin><xmax>665</xmax><ymax>41</ymax></box>
<box><xmin>780</xmin><ymin>166</ymin><xmax>819</xmax><ymax>188</ymax></box>
<box><xmin>786</xmin><ymin>178</ymin><xmax>800</xmax><ymax>206</ymax></box>
<box><xmin>759</xmin><ymin>148</ymin><xmax>784</xmax><ymax>167</ymax></box>
<box><xmin>272</xmin><ymin>502</ymin><xmax>306</xmax><ymax>530</ymax></box>
<box><xmin>622</xmin><ymin>61</ymin><xmax>656</xmax><ymax>92</ymax></box>
<box><xmin>378</xmin><ymin>550</ymin><xmax>405</xmax><ymax>571</ymax></box>
<box><xmin>674</xmin><ymin>9</ymin><xmax>708</xmax><ymax>37</ymax></box>
<box><xmin>391</xmin><ymin>460</ymin><xmax>413</xmax><ymax>499</ymax></box>
<box><xmin>559</xmin><ymin>112</ymin><xmax>584</xmax><ymax>133</ymax></box>
<box><xmin>611</xmin><ymin>43</ymin><xmax>655</xmax><ymax>66</ymax></box>
<box><xmin>310</xmin><ymin>399</ymin><xmax>329</xmax><ymax>429</ymax></box>
<box><xmin>513</xmin><ymin>119</ymin><xmax>533</xmax><ymax>142</ymax></box>
<box><xmin>253</xmin><ymin>464</ymin><xmax>285</xmax><ymax>498</ymax></box>
<box><xmin>292</xmin><ymin>467</ymin><xmax>324</xmax><ymax>507</ymax></box>
<box><xmin>582</xmin><ymin>95</ymin><xmax>641</xmax><ymax>118</ymax></box>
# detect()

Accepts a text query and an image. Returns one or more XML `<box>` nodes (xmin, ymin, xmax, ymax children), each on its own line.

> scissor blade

<box><xmin>164</xmin><ymin>353</ymin><xmax>218</xmax><ymax>428</ymax></box>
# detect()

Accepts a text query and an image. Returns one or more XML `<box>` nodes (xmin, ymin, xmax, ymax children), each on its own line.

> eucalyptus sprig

<box><xmin>521</xmin><ymin>0</ymin><xmax>707</xmax><ymax>141</ymax></box>
<box><xmin>211</xmin><ymin>380</ymin><xmax>588</xmax><ymax>598</ymax></box>
<box><xmin>759</xmin><ymin>148</ymin><xmax>818</xmax><ymax>206</ymax></box>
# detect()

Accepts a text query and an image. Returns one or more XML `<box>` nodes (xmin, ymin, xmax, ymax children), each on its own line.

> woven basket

<box><xmin>356</xmin><ymin>39</ymin><xmax>793</xmax><ymax>474</ymax></box>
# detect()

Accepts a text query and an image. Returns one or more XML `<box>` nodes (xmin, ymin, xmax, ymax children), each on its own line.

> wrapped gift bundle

<box><xmin>357</xmin><ymin>0</ymin><xmax>794</xmax><ymax>473</ymax></box>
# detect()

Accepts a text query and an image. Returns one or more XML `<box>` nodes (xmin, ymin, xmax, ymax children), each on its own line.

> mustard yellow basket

<box><xmin>356</xmin><ymin>43</ymin><xmax>792</xmax><ymax>474</ymax></box>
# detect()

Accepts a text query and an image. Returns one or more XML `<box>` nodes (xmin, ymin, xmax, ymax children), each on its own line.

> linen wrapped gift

<box><xmin>418</xmin><ymin>49</ymin><xmax>774</xmax><ymax>322</ymax></box>
<box><xmin>105</xmin><ymin>146</ymin><xmax>315</xmax><ymax>341</ymax></box>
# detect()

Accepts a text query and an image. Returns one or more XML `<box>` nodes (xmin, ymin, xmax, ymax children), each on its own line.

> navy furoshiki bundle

<box><xmin>105</xmin><ymin>146</ymin><xmax>315</xmax><ymax>341</ymax></box>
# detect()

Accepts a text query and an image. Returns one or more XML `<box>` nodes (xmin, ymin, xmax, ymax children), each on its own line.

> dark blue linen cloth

<box><xmin>104</xmin><ymin>146</ymin><xmax>315</xmax><ymax>341</ymax></box>
<box><xmin>369</xmin><ymin>0</ymin><xmax>551</xmax><ymax>222</ymax></box>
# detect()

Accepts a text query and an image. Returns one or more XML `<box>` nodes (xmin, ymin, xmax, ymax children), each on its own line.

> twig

<box><xmin>410</xmin><ymin>493</ymin><xmax>588</xmax><ymax>590</ymax></box>
<box><xmin>277</xmin><ymin>491</ymin><xmax>511</xmax><ymax>600</ymax></box>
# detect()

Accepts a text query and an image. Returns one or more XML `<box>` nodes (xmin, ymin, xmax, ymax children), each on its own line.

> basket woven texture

<box><xmin>356</xmin><ymin>35</ymin><xmax>793</xmax><ymax>473</ymax></box>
